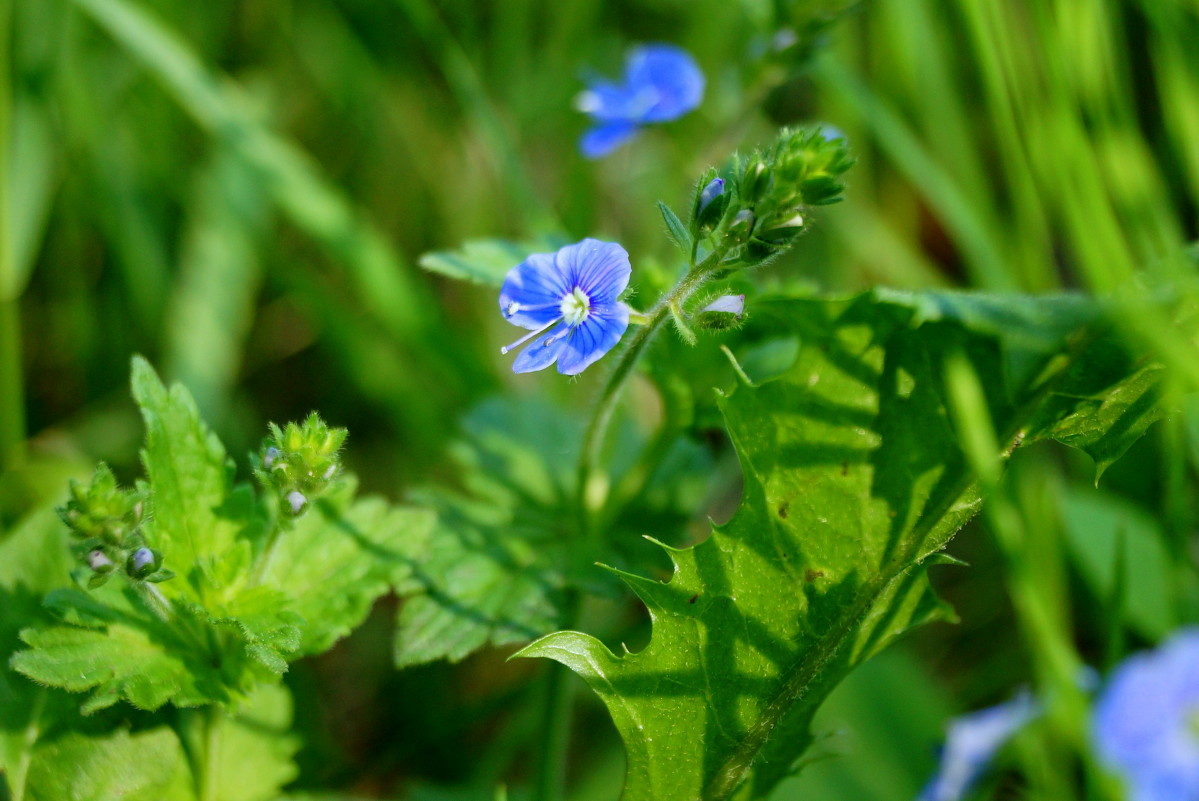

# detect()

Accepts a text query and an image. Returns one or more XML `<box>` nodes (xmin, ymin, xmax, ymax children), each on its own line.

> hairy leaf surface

<box><xmin>517</xmin><ymin>290</ymin><xmax>1163</xmax><ymax>801</ymax></box>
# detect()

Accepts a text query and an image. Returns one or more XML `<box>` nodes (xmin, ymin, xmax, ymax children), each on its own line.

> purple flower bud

<box><xmin>698</xmin><ymin>178</ymin><xmax>725</xmax><ymax>215</ymax></box>
<box><xmin>700</xmin><ymin>294</ymin><xmax>745</xmax><ymax>317</ymax></box>
<box><xmin>87</xmin><ymin>549</ymin><xmax>113</xmax><ymax>571</ymax></box>
<box><xmin>132</xmin><ymin>547</ymin><xmax>155</xmax><ymax>573</ymax></box>
<box><xmin>287</xmin><ymin>490</ymin><xmax>307</xmax><ymax>515</ymax></box>
<box><xmin>263</xmin><ymin>447</ymin><xmax>281</xmax><ymax>469</ymax></box>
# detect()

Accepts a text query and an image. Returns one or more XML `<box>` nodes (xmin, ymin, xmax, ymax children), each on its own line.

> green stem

<box><xmin>249</xmin><ymin>499</ymin><xmax>288</xmax><ymax>587</ymax></box>
<box><xmin>575</xmin><ymin>258</ymin><xmax>726</xmax><ymax>528</ymax></box>
<box><xmin>134</xmin><ymin>581</ymin><xmax>174</xmax><ymax>622</ymax></box>
<box><xmin>536</xmin><ymin>248</ymin><xmax>732</xmax><ymax>801</ymax></box>
<box><xmin>531</xmin><ymin>589</ymin><xmax>581</xmax><ymax>801</ymax></box>
<box><xmin>199</xmin><ymin>704</ymin><xmax>222</xmax><ymax>801</ymax></box>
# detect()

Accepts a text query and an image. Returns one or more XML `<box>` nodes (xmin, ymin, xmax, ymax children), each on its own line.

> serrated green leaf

<box><xmin>12</xmin><ymin>586</ymin><xmax>247</xmax><ymax>711</ymax></box>
<box><xmin>516</xmin><ymin>290</ymin><xmax>1163</xmax><ymax>801</ymax></box>
<box><xmin>658</xmin><ymin>201</ymin><xmax>693</xmax><ymax>254</ymax></box>
<box><xmin>419</xmin><ymin>236</ymin><xmax>567</xmax><ymax>287</ymax></box>
<box><xmin>260</xmin><ymin>487</ymin><xmax>434</xmax><ymax>655</ymax></box>
<box><xmin>130</xmin><ymin>355</ymin><xmax>248</xmax><ymax>600</ymax></box>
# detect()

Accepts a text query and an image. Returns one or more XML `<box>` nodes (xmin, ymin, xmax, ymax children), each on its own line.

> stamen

<box><xmin>504</xmin><ymin>301</ymin><xmax>560</xmax><ymax>318</ymax></box>
<box><xmin>501</xmin><ymin>317</ymin><xmax>561</xmax><ymax>354</ymax></box>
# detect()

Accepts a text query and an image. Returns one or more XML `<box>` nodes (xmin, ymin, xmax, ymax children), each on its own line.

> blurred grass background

<box><xmin>2</xmin><ymin>0</ymin><xmax>1198</xmax><ymax>798</ymax></box>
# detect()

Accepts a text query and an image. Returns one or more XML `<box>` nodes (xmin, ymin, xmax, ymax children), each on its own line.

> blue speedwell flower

<box><xmin>917</xmin><ymin>691</ymin><xmax>1038</xmax><ymax>801</ymax></box>
<box><xmin>1094</xmin><ymin>628</ymin><xmax>1199</xmax><ymax>801</ymax></box>
<box><xmin>499</xmin><ymin>239</ymin><xmax>631</xmax><ymax>375</ymax></box>
<box><xmin>576</xmin><ymin>44</ymin><xmax>704</xmax><ymax>159</ymax></box>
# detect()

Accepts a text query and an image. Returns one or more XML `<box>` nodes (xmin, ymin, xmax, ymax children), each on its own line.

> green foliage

<box><xmin>419</xmin><ymin>236</ymin><xmax>569</xmax><ymax>288</ymax></box>
<box><xmin>517</xmin><ymin>290</ymin><xmax>1162</xmax><ymax>801</ymax></box>
<box><xmin>23</xmin><ymin>727</ymin><xmax>191</xmax><ymax>801</ymax></box>
<box><xmin>395</xmin><ymin>396</ymin><xmax>711</xmax><ymax>667</ymax></box>
<box><xmin>10</xmin><ymin>358</ymin><xmax>431</xmax><ymax>713</ymax></box>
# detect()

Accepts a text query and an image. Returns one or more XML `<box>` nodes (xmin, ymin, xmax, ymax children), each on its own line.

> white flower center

<box><xmin>560</xmin><ymin>287</ymin><xmax>591</xmax><ymax>326</ymax></box>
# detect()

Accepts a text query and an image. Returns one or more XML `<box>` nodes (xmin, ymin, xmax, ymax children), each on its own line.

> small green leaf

<box><xmin>419</xmin><ymin>236</ymin><xmax>567</xmax><ymax>287</ymax></box>
<box><xmin>516</xmin><ymin>290</ymin><xmax>1163</xmax><ymax>801</ymax></box>
<box><xmin>23</xmin><ymin>727</ymin><xmax>191</xmax><ymax>801</ymax></box>
<box><xmin>658</xmin><ymin>201</ymin><xmax>693</xmax><ymax>254</ymax></box>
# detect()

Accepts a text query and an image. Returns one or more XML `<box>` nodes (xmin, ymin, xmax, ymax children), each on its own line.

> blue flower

<box><xmin>1094</xmin><ymin>628</ymin><xmax>1199</xmax><ymax>801</ymax></box>
<box><xmin>499</xmin><ymin>239</ymin><xmax>631</xmax><ymax>375</ymax></box>
<box><xmin>917</xmin><ymin>691</ymin><xmax>1038</xmax><ymax>801</ymax></box>
<box><xmin>576</xmin><ymin>44</ymin><xmax>704</xmax><ymax>159</ymax></box>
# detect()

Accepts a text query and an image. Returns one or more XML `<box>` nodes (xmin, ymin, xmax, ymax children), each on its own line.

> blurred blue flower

<box><xmin>576</xmin><ymin>44</ymin><xmax>704</xmax><ymax>159</ymax></box>
<box><xmin>499</xmin><ymin>239</ymin><xmax>631</xmax><ymax>375</ymax></box>
<box><xmin>1094</xmin><ymin>628</ymin><xmax>1199</xmax><ymax>801</ymax></box>
<box><xmin>917</xmin><ymin>691</ymin><xmax>1038</xmax><ymax>801</ymax></box>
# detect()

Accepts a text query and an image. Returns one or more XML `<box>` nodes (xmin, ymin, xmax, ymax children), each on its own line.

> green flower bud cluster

<box><xmin>687</xmin><ymin>126</ymin><xmax>853</xmax><ymax>271</ymax></box>
<box><xmin>257</xmin><ymin>413</ymin><xmax>347</xmax><ymax>518</ymax></box>
<box><xmin>58</xmin><ymin>464</ymin><xmax>172</xmax><ymax>589</ymax></box>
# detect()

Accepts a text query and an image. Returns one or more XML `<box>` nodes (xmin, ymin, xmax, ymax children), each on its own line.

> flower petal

<box><xmin>917</xmin><ymin>691</ymin><xmax>1038</xmax><ymax>801</ymax></box>
<box><xmin>512</xmin><ymin>321</ymin><xmax>571</xmax><ymax>373</ymax></box>
<box><xmin>1093</xmin><ymin>628</ymin><xmax>1199</xmax><ymax>801</ymax></box>
<box><xmin>625</xmin><ymin>44</ymin><xmax>704</xmax><ymax>123</ymax></box>
<box><xmin>557</xmin><ymin>239</ymin><xmax>631</xmax><ymax>304</ymax></box>
<box><xmin>575</xmin><ymin>80</ymin><xmax>650</xmax><ymax>122</ymax></box>
<box><xmin>500</xmin><ymin>251</ymin><xmax>571</xmax><ymax>329</ymax></box>
<box><xmin>557</xmin><ymin>303</ymin><xmax>629</xmax><ymax>375</ymax></box>
<box><xmin>580</xmin><ymin>121</ymin><xmax>641</xmax><ymax>159</ymax></box>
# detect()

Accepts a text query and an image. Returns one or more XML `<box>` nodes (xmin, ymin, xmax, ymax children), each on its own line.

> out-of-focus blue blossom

<box><xmin>499</xmin><ymin>239</ymin><xmax>631</xmax><ymax>375</ymax></box>
<box><xmin>917</xmin><ymin>691</ymin><xmax>1039</xmax><ymax>801</ymax></box>
<box><xmin>1094</xmin><ymin>628</ymin><xmax>1199</xmax><ymax>801</ymax></box>
<box><xmin>576</xmin><ymin>44</ymin><xmax>704</xmax><ymax>159</ymax></box>
<box><xmin>819</xmin><ymin>123</ymin><xmax>846</xmax><ymax>142</ymax></box>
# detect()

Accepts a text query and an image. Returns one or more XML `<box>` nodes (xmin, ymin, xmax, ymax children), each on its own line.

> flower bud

<box><xmin>126</xmin><ymin>546</ymin><xmax>163</xmax><ymax>580</ymax></box>
<box><xmin>287</xmin><ymin>491</ymin><xmax>307</xmax><ymax>516</ymax></box>
<box><xmin>86</xmin><ymin>548</ymin><xmax>115</xmax><ymax>572</ymax></box>
<box><xmin>696</xmin><ymin>295</ymin><xmax>747</xmax><ymax>331</ymax></box>
<box><xmin>757</xmin><ymin>212</ymin><xmax>805</xmax><ymax>244</ymax></box>
<box><xmin>258</xmin><ymin>413</ymin><xmax>347</xmax><ymax>516</ymax></box>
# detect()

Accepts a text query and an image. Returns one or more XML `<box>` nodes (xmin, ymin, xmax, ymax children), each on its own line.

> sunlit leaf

<box><xmin>517</xmin><ymin>290</ymin><xmax>1164</xmax><ymax>801</ymax></box>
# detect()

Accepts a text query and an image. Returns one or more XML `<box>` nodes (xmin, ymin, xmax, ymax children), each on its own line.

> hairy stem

<box><xmin>134</xmin><ymin>581</ymin><xmax>174</xmax><ymax>622</ymax></box>
<box><xmin>575</xmin><ymin>256</ymin><xmax>726</xmax><ymax>530</ymax></box>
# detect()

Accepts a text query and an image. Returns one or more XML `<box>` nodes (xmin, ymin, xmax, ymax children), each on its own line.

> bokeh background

<box><xmin>3</xmin><ymin>0</ymin><xmax>1198</xmax><ymax>798</ymax></box>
